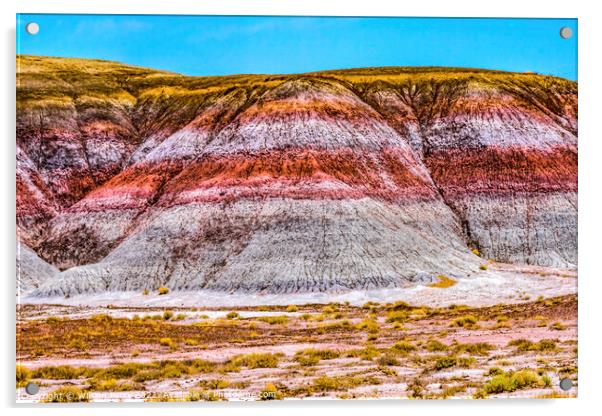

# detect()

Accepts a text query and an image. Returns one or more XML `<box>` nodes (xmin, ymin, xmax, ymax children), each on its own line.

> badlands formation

<box><xmin>16</xmin><ymin>56</ymin><xmax>577</xmax><ymax>299</ymax></box>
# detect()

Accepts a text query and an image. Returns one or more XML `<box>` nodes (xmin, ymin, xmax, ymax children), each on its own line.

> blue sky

<box><xmin>17</xmin><ymin>15</ymin><xmax>577</xmax><ymax>80</ymax></box>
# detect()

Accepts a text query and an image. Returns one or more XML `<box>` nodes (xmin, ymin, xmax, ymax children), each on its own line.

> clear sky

<box><xmin>17</xmin><ymin>14</ymin><xmax>578</xmax><ymax>80</ymax></box>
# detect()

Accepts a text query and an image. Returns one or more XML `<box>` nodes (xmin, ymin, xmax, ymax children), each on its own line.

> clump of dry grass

<box><xmin>230</xmin><ymin>352</ymin><xmax>281</xmax><ymax>369</ymax></box>
<box><xmin>345</xmin><ymin>344</ymin><xmax>380</xmax><ymax>361</ymax></box>
<box><xmin>157</xmin><ymin>287</ymin><xmax>169</xmax><ymax>295</ymax></box>
<box><xmin>356</xmin><ymin>319</ymin><xmax>379</xmax><ymax>332</ymax></box>
<box><xmin>362</xmin><ymin>301</ymin><xmax>380</xmax><ymax>311</ymax></box>
<box><xmin>428</xmin><ymin>275</ymin><xmax>457</xmax><ymax>288</ymax></box>
<box><xmin>433</xmin><ymin>355</ymin><xmax>476</xmax><ymax>371</ymax></box>
<box><xmin>385</xmin><ymin>311</ymin><xmax>409</xmax><ymax>323</ymax></box>
<box><xmin>159</xmin><ymin>337</ymin><xmax>177</xmax><ymax>349</ymax></box>
<box><xmin>87</xmin><ymin>378</ymin><xmax>140</xmax><ymax>392</ymax></box>
<box><xmin>18</xmin><ymin>313</ymin><xmax>261</xmax><ymax>356</ymax></box>
<box><xmin>507</xmin><ymin>338</ymin><xmax>557</xmax><ymax>352</ymax></box>
<box><xmin>16</xmin><ymin>365</ymin><xmax>31</xmax><ymax>387</ymax></box>
<box><xmin>295</xmin><ymin>348</ymin><xmax>340</xmax><ymax>366</ymax></box>
<box><xmin>311</xmin><ymin>374</ymin><xmax>381</xmax><ymax>392</ymax></box>
<box><xmin>454</xmin><ymin>342</ymin><xmax>494</xmax><ymax>356</ymax></box>
<box><xmin>391</xmin><ymin>341</ymin><xmax>417</xmax><ymax>354</ymax></box>
<box><xmin>550</xmin><ymin>322</ymin><xmax>566</xmax><ymax>330</ymax></box>
<box><xmin>450</xmin><ymin>315</ymin><xmax>478</xmax><ymax>328</ymax></box>
<box><xmin>425</xmin><ymin>339</ymin><xmax>448</xmax><ymax>352</ymax></box>
<box><xmin>256</xmin><ymin>316</ymin><xmax>288</xmax><ymax>325</ymax></box>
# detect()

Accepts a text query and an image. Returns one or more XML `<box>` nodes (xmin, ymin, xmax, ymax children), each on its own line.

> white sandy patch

<box><xmin>18</xmin><ymin>309</ymin><xmax>303</xmax><ymax>322</ymax></box>
<box><xmin>20</xmin><ymin>264</ymin><xmax>576</xmax><ymax>309</ymax></box>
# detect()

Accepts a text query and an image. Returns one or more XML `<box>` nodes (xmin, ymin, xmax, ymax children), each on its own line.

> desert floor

<box><xmin>16</xmin><ymin>267</ymin><xmax>577</xmax><ymax>402</ymax></box>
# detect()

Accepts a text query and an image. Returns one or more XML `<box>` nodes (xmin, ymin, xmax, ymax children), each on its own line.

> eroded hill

<box><xmin>16</xmin><ymin>56</ymin><xmax>577</xmax><ymax>296</ymax></box>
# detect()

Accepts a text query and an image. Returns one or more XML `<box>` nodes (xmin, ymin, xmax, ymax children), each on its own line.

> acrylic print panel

<box><xmin>16</xmin><ymin>14</ymin><xmax>577</xmax><ymax>402</ymax></box>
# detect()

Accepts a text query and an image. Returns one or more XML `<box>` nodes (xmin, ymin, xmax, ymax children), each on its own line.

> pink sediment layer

<box><xmin>67</xmin><ymin>148</ymin><xmax>435</xmax><ymax>211</ymax></box>
<box><xmin>63</xmin><ymin>144</ymin><xmax>576</xmax><ymax>213</ymax></box>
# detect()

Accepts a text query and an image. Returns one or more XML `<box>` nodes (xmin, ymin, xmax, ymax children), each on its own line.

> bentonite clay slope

<box><xmin>15</xmin><ymin>56</ymin><xmax>577</xmax><ymax>296</ymax></box>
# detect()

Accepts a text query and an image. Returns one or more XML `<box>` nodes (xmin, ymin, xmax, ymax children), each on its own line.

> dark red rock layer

<box><xmin>426</xmin><ymin>146</ymin><xmax>577</xmax><ymax>198</ymax></box>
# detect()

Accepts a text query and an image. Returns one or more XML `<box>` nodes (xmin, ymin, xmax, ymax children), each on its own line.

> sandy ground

<box><xmin>15</xmin><ymin>262</ymin><xmax>578</xmax><ymax>402</ymax></box>
<box><xmin>16</xmin><ymin>293</ymin><xmax>578</xmax><ymax>402</ymax></box>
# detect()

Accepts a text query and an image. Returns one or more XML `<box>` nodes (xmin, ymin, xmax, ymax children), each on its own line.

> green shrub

<box><xmin>226</xmin><ymin>311</ymin><xmax>240</xmax><ymax>320</ymax></box>
<box><xmin>163</xmin><ymin>310</ymin><xmax>173</xmax><ymax>320</ymax></box>
<box><xmin>484</xmin><ymin>369</ymin><xmax>547</xmax><ymax>394</ymax></box>
<box><xmin>434</xmin><ymin>356</ymin><xmax>457</xmax><ymax>371</ymax></box>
